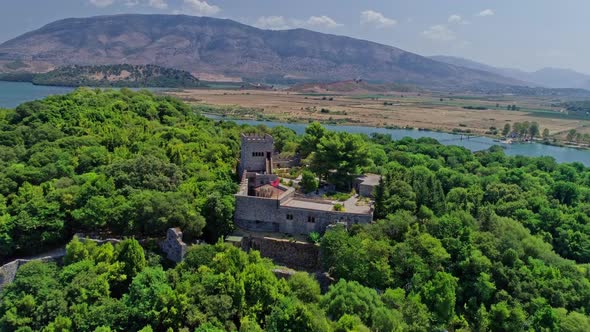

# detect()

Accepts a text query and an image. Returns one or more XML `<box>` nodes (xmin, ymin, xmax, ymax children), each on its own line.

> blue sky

<box><xmin>1</xmin><ymin>0</ymin><xmax>588</xmax><ymax>73</ymax></box>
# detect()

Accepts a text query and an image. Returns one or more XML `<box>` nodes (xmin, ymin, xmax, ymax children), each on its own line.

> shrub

<box><xmin>300</xmin><ymin>171</ymin><xmax>319</xmax><ymax>194</ymax></box>
<box><xmin>333</xmin><ymin>203</ymin><xmax>345</xmax><ymax>212</ymax></box>
<box><xmin>308</xmin><ymin>232</ymin><xmax>321</xmax><ymax>244</ymax></box>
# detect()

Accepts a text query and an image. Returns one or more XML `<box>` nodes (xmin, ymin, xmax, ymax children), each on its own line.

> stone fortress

<box><xmin>234</xmin><ymin>133</ymin><xmax>376</xmax><ymax>236</ymax></box>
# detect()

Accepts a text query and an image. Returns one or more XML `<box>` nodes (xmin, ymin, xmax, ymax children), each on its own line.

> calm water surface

<box><xmin>1</xmin><ymin>81</ymin><xmax>589</xmax><ymax>165</ymax></box>
<box><xmin>0</xmin><ymin>81</ymin><xmax>73</xmax><ymax>108</ymax></box>
<box><xmin>208</xmin><ymin>117</ymin><xmax>590</xmax><ymax>166</ymax></box>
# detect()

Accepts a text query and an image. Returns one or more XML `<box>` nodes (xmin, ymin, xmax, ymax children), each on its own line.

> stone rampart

<box><xmin>0</xmin><ymin>236</ymin><xmax>121</xmax><ymax>292</ymax></box>
<box><xmin>0</xmin><ymin>249</ymin><xmax>66</xmax><ymax>292</ymax></box>
<box><xmin>242</xmin><ymin>236</ymin><xmax>320</xmax><ymax>271</ymax></box>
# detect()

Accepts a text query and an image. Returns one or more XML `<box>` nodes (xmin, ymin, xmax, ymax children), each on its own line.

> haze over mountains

<box><xmin>430</xmin><ymin>55</ymin><xmax>590</xmax><ymax>90</ymax></box>
<box><xmin>0</xmin><ymin>14</ymin><xmax>527</xmax><ymax>90</ymax></box>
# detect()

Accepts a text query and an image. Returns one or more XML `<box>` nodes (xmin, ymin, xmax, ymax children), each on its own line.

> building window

<box><xmin>286</xmin><ymin>214</ymin><xmax>293</xmax><ymax>220</ymax></box>
<box><xmin>307</xmin><ymin>216</ymin><xmax>316</xmax><ymax>223</ymax></box>
<box><xmin>252</xmin><ymin>152</ymin><xmax>264</xmax><ymax>157</ymax></box>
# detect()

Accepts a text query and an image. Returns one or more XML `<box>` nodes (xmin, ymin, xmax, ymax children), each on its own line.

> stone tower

<box><xmin>239</xmin><ymin>133</ymin><xmax>274</xmax><ymax>178</ymax></box>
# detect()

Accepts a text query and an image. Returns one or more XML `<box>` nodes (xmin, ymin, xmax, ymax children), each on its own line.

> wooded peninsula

<box><xmin>0</xmin><ymin>89</ymin><xmax>589</xmax><ymax>331</ymax></box>
<box><xmin>0</xmin><ymin>64</ymin><xmax>204</xmax><ymax>88</ymax></box>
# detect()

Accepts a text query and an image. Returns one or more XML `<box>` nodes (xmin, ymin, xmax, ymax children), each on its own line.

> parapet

<box><xmin>241</xmin><ymin>133</ymin><xmax>274</xmax><ymax>143</ymax></box>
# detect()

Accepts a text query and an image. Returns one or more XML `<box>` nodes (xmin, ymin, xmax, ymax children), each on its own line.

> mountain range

<box><xmin>0</xmin><ymin>14</ymin><xmax>526</xmax><ymax>90</ymax></box>
<box><xmin>430</xmin><ymin>55</ymin><xmax>590</xmax><ymax>90</ymax></box>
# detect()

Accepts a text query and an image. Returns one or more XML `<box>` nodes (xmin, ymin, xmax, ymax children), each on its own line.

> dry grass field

<box><xmin>168</xmin><ymin>89</ymin><xmax>590</xmax><ymax>138</ymax></box>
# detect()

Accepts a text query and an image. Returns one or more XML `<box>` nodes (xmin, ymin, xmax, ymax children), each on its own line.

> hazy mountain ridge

<box><xmin>430</xmin><ymin>55</ymin><xmax>590</xmax><ymax>90</ymax></box>
<box><xmin>0</xmin><ymin>14</ymin><xmax>525</xmax><ymax>90</ymax></box>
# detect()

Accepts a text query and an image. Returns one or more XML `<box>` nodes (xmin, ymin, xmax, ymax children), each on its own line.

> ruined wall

<box><xmin>0</xmin><ymin>250</ymin><xmax>66</xmax><ymax>292</ymax></box>
<box><xmin>0</xmin><ymin>237</ymin><xmax>120</xmax><ymax>292</ymax></box>
<box><xmin>244</xmin><ymin>236</ymin><xmax>321</xmax><ymax>271</ymax></box>
<box><xmin>0</xmin><ymin>260</ymin><xmax>21</xmax><ymax>292</ymax></box>
<box><xmin>161</xmin><ymin>228</ymin><xmax>187</xmax><ymax>263</ymax></box>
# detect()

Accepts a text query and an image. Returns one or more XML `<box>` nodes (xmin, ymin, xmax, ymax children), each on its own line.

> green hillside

<box><xmin>30</xmin><ymin>64</ymin><xmax>204</xmax><ymax>88</ymax></box>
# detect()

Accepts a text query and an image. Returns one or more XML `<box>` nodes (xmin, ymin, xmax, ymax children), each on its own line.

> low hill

<box><xmin>29</xmin><ymin>64</ymin><xmax>203</xmax><ymax>88</ymax></box>
<box><xmin>0</xmin><ymin>14</ymin><xmax>525</xmax><ymax>90</ymax></box>
<box><xmin>288</xmin><ymin>79</ymin><xmax>417</xmax><ymax>94</ymax></box>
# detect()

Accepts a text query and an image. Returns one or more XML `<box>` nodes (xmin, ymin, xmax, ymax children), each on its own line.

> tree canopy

<box><xmin>1</xmin><ymin>90</ymin><xmax>590</xmax><ymax>331</ymax></box>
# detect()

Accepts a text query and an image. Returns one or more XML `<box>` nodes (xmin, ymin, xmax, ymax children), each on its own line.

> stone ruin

<box><xmin>161</xmin><ymin>228</ymin><xmax>187</xmax><ymax>263</ymax></box>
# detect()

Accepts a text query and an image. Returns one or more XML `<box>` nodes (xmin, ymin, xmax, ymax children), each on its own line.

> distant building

<box><xmin>235</xmin><ymin>133</ymin><xmax>374</xmax><ymax>235</ymax></box>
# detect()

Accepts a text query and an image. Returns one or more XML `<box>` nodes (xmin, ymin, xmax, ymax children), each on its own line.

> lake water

<box><xmin>0</xmin><ymin>81</ymin><xmax>73</xmax><ymax>109</ymax></box>
<box><xmin>1</xmin><ymin>81</ymin><xmax>589</xmax><ymax>165</ymax></box>
<box><xmin>208</xmin><ymin>117</ymin><xmax>590</xmax><ymax>166</ymax></box>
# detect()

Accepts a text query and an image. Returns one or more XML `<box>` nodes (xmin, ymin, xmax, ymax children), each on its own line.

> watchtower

<box><xmin>239</xmin><ymin>133</ymin><xmax>274</xmax><ymax>178</ymax></box>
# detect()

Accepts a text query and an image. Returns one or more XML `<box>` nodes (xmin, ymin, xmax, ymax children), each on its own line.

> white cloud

<box><xmin>448</xmin><ymin>14</ymin><xmax>462</xmax><ymax>23</ymax></box>
<box><xmin>360</xmin><ymin>10</ymin><xmax>397</xmax><ymax>28</ymax></box>
<box><xmin>305</xmin><ymin>15</ymin><xmax>342</xmax><ymax>29</ymax></box>
<box><xmin>448</xmin><ymin>14</ymin><xmax>469</xmax><ymax>25</ymax></box>
<box><xmin>477</xmin><ymin>9</ymin><xmax>495</xmax><ymax>17</ymax></box>
<box><xmin>255</xmin><ymin>15</ymin><xmax>342</xmax><ymax>30</ymax></box>
<box><xmin>182</xmin><ymin>0</ymin><xmax>220</xmax><ymax>16</ymax></box>
<box><xmin>90</xmin><ymin>0</ymin><xmax>115</xmax><ymax>7</ymax></box>
<box><xmin>423</xmin><ymin>25</ymin><xmax>456</xmax><ymax>42</ymax></box>
<box><xmin>255</xmin><ymin>16</ymin><xmax>291</xmax><ymax>30</ymax></box>
<box><xmin>101</xmin><ymin>0</ymin><xmax>168</xmax><ymax>9</ymax></box>
<box><xmin>148</xmin><ymin>0</ymin><xmax>168</xmax><ymax>9</ymax></box>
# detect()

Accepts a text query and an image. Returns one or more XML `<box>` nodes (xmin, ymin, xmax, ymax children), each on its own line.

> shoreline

<box><xmin>202</xmin><ymin>112</ymin><xmax>590</xmax><ymax>151</ymax></box>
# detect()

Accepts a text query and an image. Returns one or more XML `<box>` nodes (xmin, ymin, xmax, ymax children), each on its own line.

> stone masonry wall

<box><xmin>243</xmin><ymin>236</ymin><xmax>321</xmax><ymax>271</ymax></box>
<box><xmin>235</xmin><ymin>195</ymin><xmax>281</xmax><ymax>231</ymax></box>
<box><xmin>161</xmin><ymin>228</ymin><xmax>187</xmax><ymax>263</ymax></box>
<box><xmin>0</xmin><ymin>250</ymin><xmax>66</xmax><ymax>292</ymax></box>
<box><xmin>235</xmin><ymin>193</ymin><xmax>373</xmax><ymax>235</ymax></box>
<box><xmin>0</xmin><ymin>237</ymin><xmax>120</xmax><ymax>292</ymax></box>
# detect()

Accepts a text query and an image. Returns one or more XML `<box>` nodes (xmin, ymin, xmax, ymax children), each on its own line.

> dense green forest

<box><xmin>0</xmin><ymin>64</ymin><xmax>204</xmax><ymax>88</ymax></box>
<box><xmin>0</xmin><ymin>88</ymin><xmax>239</xmax><ymax>262</ymax></box>
<box><xmin>1</xmin><ymin>89</ymin><xmax>590</xmax><ymax>331</ymax></box>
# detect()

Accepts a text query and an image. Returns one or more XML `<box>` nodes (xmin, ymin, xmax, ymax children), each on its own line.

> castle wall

<box><xmin>235</xmin><ymin>195</ymin><xmax>281</xmax><ymax>232</ymax></box>
<box><xmin>248</xmin><ymin>173</ymin><xmax>278</xmax><ymax>188</ymax></box>
<box><xmin>235</xmin><ymin>132</ymin><xmax>373</xmax><ymax>236</ymax></box>
<box><xmin>278</xmin><ymin>206</ymin><xmax>373</xmax><ymax>234</ymax></box>
<box><xmin>243</xmin><ymin>236</ymin><xmax>321</xmax><ymax>271</ymax></box>
<box><xmin>1</xmin><ymin>237</ymin><xmax>121</xmax><ymax>292</ymax></box>
<box><xmin>0</xmin><ymin>251</ymin><xmax>65</xmax><ymax>292</ymax></box>
<box><xmin>235</xmin><ymin>194</ymin><xmax>372</xmax><ymax>235</ymax></box>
